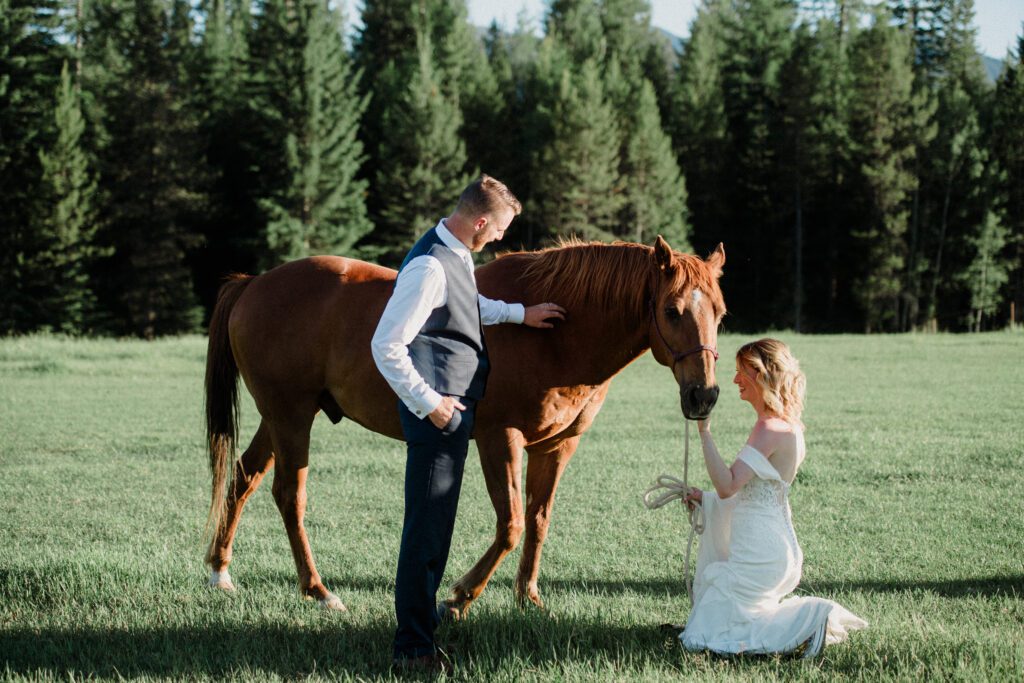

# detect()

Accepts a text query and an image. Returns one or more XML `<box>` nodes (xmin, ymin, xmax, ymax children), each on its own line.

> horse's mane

<box><xmin>504</xmin><ymin>238</ymin><xmax>721</xmax><ymax>315</ymax></box>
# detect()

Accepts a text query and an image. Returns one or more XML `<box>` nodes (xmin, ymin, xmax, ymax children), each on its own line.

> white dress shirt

<box><xmin>371</xmin><ymin>220</ymin><xmax>525</xmax><ymax>418</ymax></box>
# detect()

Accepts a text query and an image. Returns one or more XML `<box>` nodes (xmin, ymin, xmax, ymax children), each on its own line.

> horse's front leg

<box><xmin>443</xmin><ymin>429</ymin><xmax>525</xmax><ymax>619</ymax></box>
<box><xmin>268</xmin><ymin>412</ymin><xmax>346</xmax><ymax>611</ymax></box>
<box><xmin>206</xmin><ymin>420</ymin><xmax>275</xmax><ymax>590</ymax></box>
<box><xmin>516</xmin><ymin>435</ymin><xmax>580</xmax><ymax>609</ymax></box>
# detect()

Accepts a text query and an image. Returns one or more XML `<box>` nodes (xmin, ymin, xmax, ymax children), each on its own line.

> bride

<box><xmin>679</xmin><ymin>338</ymin><xmax>867</xmax><ymax>657</ymax></box>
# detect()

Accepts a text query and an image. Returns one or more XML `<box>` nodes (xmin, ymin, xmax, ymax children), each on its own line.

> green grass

<box><xmin>1</xmin><ymin>332</ymin><xmax>1022</xmax><ymax>681</ymax></box>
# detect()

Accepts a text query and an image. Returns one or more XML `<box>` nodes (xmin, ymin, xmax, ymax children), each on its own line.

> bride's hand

<box><xmin>697</xmin><ymin>418</ymin><xmax>711</xmax><ymax>434</ymax></box>
<box><xmin>684</xmin><ymin>487</ymin><xmax>703</xmax><ymax>509</ymax></box>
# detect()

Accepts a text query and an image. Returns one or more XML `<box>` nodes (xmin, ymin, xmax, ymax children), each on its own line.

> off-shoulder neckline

<box><xmin>738</xmin><ymin>444</ymin><xmax>794</xmax><ymax>486</ymax></box>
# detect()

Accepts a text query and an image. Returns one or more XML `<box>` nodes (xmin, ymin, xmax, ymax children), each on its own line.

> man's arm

<box><xmin>371</xmin><ymin>257</ymin><xmax>446</xmax><ymax>419</ymax></box>
<box><xmin>479</xmin><ymin>295</ymin><xmax>565</xmax><ymax>328</ymax></box>
<box><xmin>478</xmin><ymin>295</ymin><xmax>524</xmax><ymax>325</ymax></box>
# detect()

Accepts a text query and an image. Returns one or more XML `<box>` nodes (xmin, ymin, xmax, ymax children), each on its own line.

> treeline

<box><xmin>1</xmin><ymin>0</ymin><xmax>1022</xmax><ymax>336</ymax></box>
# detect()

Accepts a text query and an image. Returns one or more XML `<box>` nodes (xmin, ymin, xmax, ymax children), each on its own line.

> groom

<box><xmin>371</xmin><ymin>175</ymin><xmax>566</xmax><ymax>673</ymax></box>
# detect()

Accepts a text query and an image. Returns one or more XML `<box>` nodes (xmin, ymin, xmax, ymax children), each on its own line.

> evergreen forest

<box><xmin>2</xmin><ymin>0</ymin><xmax>1022</xmax><ymax>336</ymax></box>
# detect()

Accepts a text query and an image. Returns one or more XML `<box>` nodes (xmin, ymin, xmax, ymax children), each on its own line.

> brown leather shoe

<box><xmin>391</xmin><ymin>648</ymin><xmax>453</xmax><ymax>677</ymax></box>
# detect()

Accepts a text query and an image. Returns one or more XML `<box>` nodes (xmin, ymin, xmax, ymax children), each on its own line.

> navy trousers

<box><xmin>393</xmin><ymin>397</ymin><xmax>476</xmax><ymax>660</ymax></box>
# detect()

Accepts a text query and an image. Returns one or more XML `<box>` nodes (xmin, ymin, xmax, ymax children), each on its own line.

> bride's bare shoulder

<box><xmin>749</xmin><ymin>418</ymin><xmax>801</xmax><ymax>458</ymax></box>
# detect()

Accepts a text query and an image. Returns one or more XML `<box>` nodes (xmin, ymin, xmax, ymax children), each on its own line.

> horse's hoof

<box><xmin>318</xmin><ymin>592</ymin><xmax>348</xmax><ymax>612</ymax></box>
<box><xmin>437</xmin><ymin>600</ymin><xmax>463</xmax><ymax>623</ymax></box>
<box><xmin>515</xmin><ymin>586</ymin><xmax>545</xmax><ymax>611</ymax></box>
<box><xmin>208</xmin><ymin>569</ymin><xmax>236</xmax><ymax>592</ymax></box>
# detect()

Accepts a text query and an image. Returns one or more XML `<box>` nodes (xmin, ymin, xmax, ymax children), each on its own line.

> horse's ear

<box><xmin>653</xmin><ymin>235</ymin><xmax>674</xmax><ymax>271</ymax></box>
<box><xmin>706</xmin><ymin>242</ymin><xmax>725</xmax><ymax>277</ymax></box>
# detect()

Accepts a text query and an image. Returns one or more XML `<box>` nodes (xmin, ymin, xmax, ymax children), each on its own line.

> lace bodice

<box><xmin>737</xmin><ymin>476</ymin><xmax>787</xmax><ymax>509</ymax></box>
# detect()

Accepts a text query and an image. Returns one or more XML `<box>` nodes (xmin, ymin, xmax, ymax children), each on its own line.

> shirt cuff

<box><xmin>406</xmin><ymin>389</ymin><xmax>443</xmax><ymax>419</ymax></box>
<box><xmin>508</xmin><ymin>303</ymin><xmax>525</xmax><ymax>324</ymax></box>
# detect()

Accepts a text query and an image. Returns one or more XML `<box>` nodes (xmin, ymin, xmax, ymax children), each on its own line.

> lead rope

<box><xmin>642</xmin><ymin>420</ymin><xmax>705</xmax><ymax>607</ymax></box>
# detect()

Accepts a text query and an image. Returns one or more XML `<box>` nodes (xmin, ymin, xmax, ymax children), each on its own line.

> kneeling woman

<box><xmin>680</xmin><ymin>339</ymin><xmax>867</xmax><ymax>657</ymax></box>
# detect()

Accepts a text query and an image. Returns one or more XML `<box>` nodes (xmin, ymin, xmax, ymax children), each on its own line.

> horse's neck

<box><xmin>561</xmin><ymin>306</ymin><xmax>650</xmax><ymax>385</ymax></box>
<box><xmin>478</xmin><ymin>251</ymin><xmax>652</xmax><ymax>384</ymax></box>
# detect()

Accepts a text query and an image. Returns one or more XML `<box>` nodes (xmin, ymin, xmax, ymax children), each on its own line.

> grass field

<box><xmin>1</xmin><ymin>332</ymin><xmax>1022</xmax><ymax>681</ymax></box>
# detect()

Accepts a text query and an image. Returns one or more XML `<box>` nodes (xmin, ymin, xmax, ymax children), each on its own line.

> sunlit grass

<box><xmin>1</xmin><ymin>332</ymin><xmax>1022</xmax><ymax>680</ymax></box>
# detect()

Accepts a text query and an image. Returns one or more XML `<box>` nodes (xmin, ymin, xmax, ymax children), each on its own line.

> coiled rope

<box><xmin>642</xmin><ymin>419</ymin><xmax>705</xmax><ymax>606</ymax></box>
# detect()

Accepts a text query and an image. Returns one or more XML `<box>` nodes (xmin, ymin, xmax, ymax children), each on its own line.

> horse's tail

<box><xmin>203</xmin><ymin>274</ymin><xmax>253</xmax><ymax>557</ymax></box>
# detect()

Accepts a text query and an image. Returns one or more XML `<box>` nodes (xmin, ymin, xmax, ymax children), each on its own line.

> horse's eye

<box><xmin>664</xmin><ymin>307</ymin><xmax>681</xmax><ymax>322</ymax></box>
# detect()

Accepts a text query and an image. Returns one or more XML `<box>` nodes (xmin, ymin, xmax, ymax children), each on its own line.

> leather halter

<box><xmin>650</xmin><ymin>300</ymin><xmax>719</xmax><ymax>367</ymax></box>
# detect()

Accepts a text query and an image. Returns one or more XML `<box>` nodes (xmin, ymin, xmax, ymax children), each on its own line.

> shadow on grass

<box><xmin>0</xmin><ymin>613</ymin><xmax>682</xmax><ymax>679</ymax></box>
<box><xmin>539</xmin><ymin>574</ymin><xmax>1024</xmax><ymax>600</ymax></box>
<box><xmin>6</xmin><ymin>573</ymin><xmax>1017</xmax><ymax>678</ymax></box>
<box><xmin>802</xmin><ymin>575</ymin><xmax>1024</xmax><ymax>598</ymax></box>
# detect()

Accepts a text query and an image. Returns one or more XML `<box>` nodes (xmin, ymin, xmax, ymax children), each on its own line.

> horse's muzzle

<box><xmin>680</xmin><ymin>384</ymin><xmax>719</xmax><ymax>420</ymax></box>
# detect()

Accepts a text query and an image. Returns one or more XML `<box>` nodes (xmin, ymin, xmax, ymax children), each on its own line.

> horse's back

<box><xmin>229</xmin><ymin>256</ymin><xmax>398</xmax><ymax>421</ymax></box>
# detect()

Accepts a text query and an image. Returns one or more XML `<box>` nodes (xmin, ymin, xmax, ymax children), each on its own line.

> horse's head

<box><xmin>648</xmin><ymin>236</ymin><xmax>726</xmax><ymax>420</ymax></box>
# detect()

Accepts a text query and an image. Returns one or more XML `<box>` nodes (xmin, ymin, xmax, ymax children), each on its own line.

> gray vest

<box><xmin>399</xmin><ymin>227</ymin><xmax>489</xmax><ymax>400</ymax></box>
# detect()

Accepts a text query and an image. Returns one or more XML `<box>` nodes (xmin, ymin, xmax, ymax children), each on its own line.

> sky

<box><xmin>461</xmin><ymin>0</ymin><xmax>1024</xmax><ymax>59</ymax></box>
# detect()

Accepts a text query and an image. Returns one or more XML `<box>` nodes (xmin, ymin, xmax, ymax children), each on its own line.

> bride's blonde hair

<box><xmin>736</xmin><ymin>338</ymin><xmax>805</xmax><ymax>426</ymax></box>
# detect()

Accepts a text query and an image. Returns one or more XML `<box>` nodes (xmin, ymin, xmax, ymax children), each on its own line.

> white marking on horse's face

<box><xmin>691</xmin><ymin>289</ymin><xmax>704</xmax><ymax>309</ymax></box>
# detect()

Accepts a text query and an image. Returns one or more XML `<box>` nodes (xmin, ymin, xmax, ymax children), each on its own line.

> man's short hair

<box><xmin>456</xmin><ymin>174</ymin><xmax>522</xmax><ymax>217</ymax></box>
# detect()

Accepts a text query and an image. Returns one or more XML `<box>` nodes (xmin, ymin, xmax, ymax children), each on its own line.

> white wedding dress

<box><xmin>679</xmin><ymin>445</ymin><xmax>867</xmax><ymax>656</ymax></box>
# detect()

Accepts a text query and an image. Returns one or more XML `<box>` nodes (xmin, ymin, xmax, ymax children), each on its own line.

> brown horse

<box><xmin>204</xmin><ymin>236</ymin><xmax>726</xmax><ymax>614</ymax></box>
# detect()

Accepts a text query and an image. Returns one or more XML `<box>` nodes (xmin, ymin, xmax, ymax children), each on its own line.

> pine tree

<box><xmin>958</xmin><ymin>210</ymin><xmax>1009</xmax><ymax>331</ymax></box>
<box><xmin>0</xmin><ymin>0</ymin><xmax>65</xmax><ymax>332</ymax></box>
<box><xmin>193</xmin><ymin>0</ymin><xmax>261</xmax><ymax>316</ymax></box>
<box><xmin>85</xmin><ymin>0</ymin><xmax>205</xmax><ymax>337</ymax></box>
<box><xmin>803</xmin><ymin>1</ymin><xmax>868</xmax><ymax>331</ymax></box>
<box><xmin>990</xmin><ymin>31</ymin><xmax>1024</xmax><ymax>326</ymax></box>
<box><xmin>374</xmin><ymin>30</ymin><xmax>472</xmax><ymax>264</ymax></box>
<box><xmin>717</xmin><ymin>0</ymin><xmax>798</xmax><ymax>330</ymax></box>
<box><xmin>546</xmin><ymin>0</ymin><xmax>606</xmax><ymax>66</ymax></box>
<box><xmin>32</xmin><ymin>61</ymin><xmax>103</xmax><ymax>333</ymax></box>
<box><xmin>481</xmin><ymin>13</ymin><xmax>548</xmax><ymax>250</ymax></box>
<box><xmin>533</xmin><ymin>60</ymin><xmax>623</xmax><ymax>242</ymax></box>
<box><xmin>922</xmin><ymin>75</ymin><xmax>987</xmax><ymax>327</ymax></box>
<box><xmin>354</xmin><ymin>0</ymin><xmax>494</xmax><ymax>254</ymax></box>
<box><xmin>619</xmin><ymin>77</ymin><xmax>689</xmax><ymax>248</ymax></box>
<box><xmin>777</xmin><ymin>24</ymin><xmax>822</xmax><ymax>331</ymax></box>
<box><xmin>848</xmin><ymin>12</ymin><xmax>918</xmax><ymax>332</ymax></box>
<box><xmin>902</xmin><ymin>0</ymin><xmax>989</xmax><ymax>329</ymax></box>
<box><xmin>249</xmin><ymin>0</ymin><xmax>371</xmax><ymax>267</ymax></box>
<box><xmin>671</xmin><ymin>0</ymin><xmax>729</xmax><ymax>256</ymax></box>
<box><xmin>601</xmin><ymin>0</ymin><xmax>653</xmax><ymax>80</ymax></box>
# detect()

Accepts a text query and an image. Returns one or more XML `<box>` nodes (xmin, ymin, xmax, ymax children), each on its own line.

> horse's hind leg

<box><xmin>267</xmin><ymin>410</ymin><xmax>346</xmax><ymax>611</ymax></box>
<box><xmin>444</xmin><ymin>430</ymin><xmax>526</xmax><ymax>619</ymax></box>
<box><xmin>207</xmin><ymin>420</ymin><xmax>275</xmax><ymax>590</ymax></box>
<box><xmin>515</xmin><ymin>436</ymin><xmax>579</xmax><ymax>609</ymax></box>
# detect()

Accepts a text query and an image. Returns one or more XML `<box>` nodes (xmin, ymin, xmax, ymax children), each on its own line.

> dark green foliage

<box><xmin>958</xmin><ymin>210</ymin><xmax>1009</xmax><ymax>330</ymax></box>
<box><xmin>373</xmin><ymin>30</ymin><xmax>472</xmax><ymax>264</ymax></box>
<box><xmin>847</xmin><ymin>12</ymin><xmax>918</xmax><ymax>332</ymax></box>
<box><xmin>84</xmin><ymin>0</ymin><xmax>205</xmax><ymax>337</ymax></box>
<box><xmin>0</xmin><ymin>0</ymin><xmax>65</xmax><ymax>332</ymax></box>
<box><xmin>248</xmin><ymin>0</ymin><xmax>371</xmax><ymax>268</ymax></box>
<box><xmin>671</xmin><ymin>0</ymin><xmax>729</xmax><ymax>256</ymax></box>
<box><xmin>533</xmin><ymin>60</ymin><xmax>624</xmax><ymax>242</ymax></box>
<box><xmin>0</xmin><ymin>0</ymin><xmax>1021</xmax><ymax>335</ymax></box>
<box><xmin>547</xmin><ymin>0</ymin><xmax>606</xmax><ymax>66</ymax></box>
<box><xmin>354</xmin><ymin>0</ymin><xmax>490</xmax><ymax>262</ymax></box>
<box><xmin>32</xmin><ymin>61</ymin><xmax>103</xmax><ymax>333</ymax></box>
<box><xmin>990</xmin><ymin>31</ymin><xmax>1024</xmax><ymax>325</ymax></box>
<box><xmin>191</xmin><ymin>0</ymin><xmax>263</xmax><ymax>317</ymax></box>
<box><xmin>618</xmin><ymin>77</ymin><xmax>689</xmax><ymax>248</ymax></box>
<box><xmin>716</xmin><ymin>0</ymin><xmax>798</xmax><ymax>330</ymax></box>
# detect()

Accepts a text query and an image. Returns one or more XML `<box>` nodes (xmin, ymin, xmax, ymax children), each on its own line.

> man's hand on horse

<box><xmin>523</xmin><ymin>302</ymin><xmax>567</xmax><ymax>328</ymax></box>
